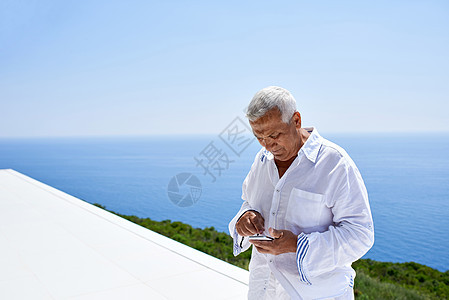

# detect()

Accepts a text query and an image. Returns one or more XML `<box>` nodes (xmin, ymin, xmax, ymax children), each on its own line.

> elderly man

<box><xmin>229</xmin><ymin>86</ymin><xmax>374</xmax><ymax>300</ymax></box>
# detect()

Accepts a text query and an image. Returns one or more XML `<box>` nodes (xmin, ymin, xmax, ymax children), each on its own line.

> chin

<box><xmin>273</xmin><ymin>153</ymin><xmax>286</xmax><ymax>161</ymax></box>
<box><xmin>274</xmin><ymin>152</ymin><xmax>295</xmax><ymax>162</ymax></box>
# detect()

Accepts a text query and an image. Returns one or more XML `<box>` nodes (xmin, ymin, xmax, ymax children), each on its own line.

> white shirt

<box><xmin>229</xmin><ymin>128</ymin><xmax>374</xmax><ymax>300</ymax></box>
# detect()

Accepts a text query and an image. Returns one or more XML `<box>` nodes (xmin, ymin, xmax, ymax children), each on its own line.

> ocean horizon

<box><xmin>0</xmin><ymin>132</ymin><xmax>448</xmax><ymax>272</ymax></box>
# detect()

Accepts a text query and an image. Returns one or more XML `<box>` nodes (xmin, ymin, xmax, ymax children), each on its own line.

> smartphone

<box><xmin>248</xmin><ymin>235</ymin><xmax>274</xmax><ymax>241</ymax></box>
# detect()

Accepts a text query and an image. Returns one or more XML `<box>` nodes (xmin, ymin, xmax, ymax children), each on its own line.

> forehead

<box><xmin>249</xmin><ymin>109</ymin><xmax>287</xmax><ymax>135</ymax></box>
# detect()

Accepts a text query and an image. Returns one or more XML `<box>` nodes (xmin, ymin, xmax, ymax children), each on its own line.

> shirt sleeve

<box><xmin>228</xmin><ymin>174</ymin><xmax>255</xmax><ymax>256</ymax></box>
<box><xmin>228</xmin><ymin>151</ymin><xmax>263</xmax><ymax>256</ymax></box>
<box><xmin>296</xmin><ymin>232</ymin><xmax>312</xmax><ymax>285</ymax></box>
<box><xmin>296</xmin><ymin>162</ymin><xmax>374</xmax><ymax>282</ymax></box>
<box><xmin>229</xmin><ymin>202</ymin><xmax>254</xmax><ymax>256</ymax></box>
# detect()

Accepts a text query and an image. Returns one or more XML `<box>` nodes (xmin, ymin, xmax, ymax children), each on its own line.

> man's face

<box><xmin>249</xmin><ymin>108</ymin><xmax>301</xmax><ymax>162</ymax></box>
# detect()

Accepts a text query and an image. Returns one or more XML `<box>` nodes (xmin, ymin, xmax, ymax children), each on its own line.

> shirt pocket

<box><xmin>286</xmin><ymin>188</ymin><xmax>325</xmax><ymax>229</ymax></box>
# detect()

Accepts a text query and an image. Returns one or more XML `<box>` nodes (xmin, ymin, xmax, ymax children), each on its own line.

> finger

<box><xmin>237</xmin><ymin>223</ymin><xmax>252</xmax><ymax>236</ymax></box>
<box><xmin>251</xmin><ymin>215</ymin><xmax>265</xmax><ymax>234</ymax></box>
<box><xmin>237</xmin><ymin>211</ymin><xmax>260</xmax><ymax>236</ymax></box>
<box><xmin>245</xmin><ymin>218</ymin><xmax>260</xmax><ymax>235</ymax></box>
<box><xmin>238</xmin><ymin>217</ymin><xmax>257</xmax><ymax>236</ymax></box>
<box><xmin>269</xmin><ymin>227</ymin><xmax>284</xmax><ymax>239</ymax></box>
<box><xmin>250</xmin><ymin>240</ymin><xmax>273</xmax><ymax>249</ymax></box>
<box><xmin>236</xmin><ymin>227</ymin><xmax>249</xmax><ymax>236</ymax></box>
<box><xmin>253</xmin><ymin>245</ymin><xmax>271</xmax><ymax>254</ymax></box>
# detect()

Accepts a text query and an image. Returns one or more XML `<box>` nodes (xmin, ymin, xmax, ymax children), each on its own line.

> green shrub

<box><xmin>354</xmin><ymin>271</ymin><xmax>427</xmax><ymax>300</ymax></box>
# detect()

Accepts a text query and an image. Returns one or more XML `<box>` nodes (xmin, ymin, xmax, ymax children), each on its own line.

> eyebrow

<box><xmin>253</xmin><ymin>131</ymin><xmax>279</xmax><ymax>139</ymax></box>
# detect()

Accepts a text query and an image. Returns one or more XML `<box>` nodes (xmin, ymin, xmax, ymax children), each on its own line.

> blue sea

<box><xmin>0</xmin><ymin>133</ymin><xmax>448</xmax><ymax>272</ymax></box>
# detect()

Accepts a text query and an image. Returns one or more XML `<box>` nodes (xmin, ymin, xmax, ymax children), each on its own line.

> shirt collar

<box><xmin>263</xmin><ymin>127</ymin><xmax>322</xmax><ymax>164</ymax></box>
<box><xmin>298</xmin><ymin>127</ymin><xmax>322</xmax><ymax>164</ymax></box>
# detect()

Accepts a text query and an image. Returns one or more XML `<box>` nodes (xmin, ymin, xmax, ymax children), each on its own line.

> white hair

<box><xmin>246</xmin><ymin>86</ymin><xmax>297</xmax><ymax>123</ymax></box>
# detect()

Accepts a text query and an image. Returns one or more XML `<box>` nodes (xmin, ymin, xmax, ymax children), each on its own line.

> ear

<box><xmin>292</xmin><ymin>112</ymin><xmax>301</xmax><ymax>129</ymax></box>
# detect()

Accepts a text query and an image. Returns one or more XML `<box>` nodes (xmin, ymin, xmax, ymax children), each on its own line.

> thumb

<box><xmin>269</xmin><ymin>227</ymin><xmax>283</xmax><ymax>238</ymax></box>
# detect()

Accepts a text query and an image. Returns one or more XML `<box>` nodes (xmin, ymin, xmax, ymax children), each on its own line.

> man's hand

<box><xmin>235</xmin><ymin>210</ymin><xmax>265</xmax><ymax>236</ymax></box>
<box><xmin>249</xmin><ymin>228</ymin><xmax>298</xmax><ymax>255</ymax></box>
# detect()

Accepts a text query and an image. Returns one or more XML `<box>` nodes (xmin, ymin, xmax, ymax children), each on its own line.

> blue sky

<box><xmin>1</xmin><ymin>0</ymin><xmax>448</xmax><ymax>137</ymax></box>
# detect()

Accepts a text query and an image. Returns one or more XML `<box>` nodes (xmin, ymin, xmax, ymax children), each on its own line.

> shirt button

<box><xmin>276</xmin><ymin>189</ymin><xmax>280</xmax><ymax>192</ymax></box>
<box><xmin>271</xmin><ymin>212</ymin><xmax>275</xmax><ymax>216</ymax></box>
<box><xmin>269</xmin><ymin>259</ymin><xmax>273</xmax><ymax>263</ymax></box>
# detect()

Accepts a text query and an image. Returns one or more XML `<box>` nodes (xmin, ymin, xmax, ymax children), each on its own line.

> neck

<box><xmin>274</xmin><ymin>128</ymin><xmax>311</xmax><ymax>177</ymax></box>
<box><xmin>275</xmin><ymin>155</ymin><xmax>297</xmax><ymax>168</ymax></box>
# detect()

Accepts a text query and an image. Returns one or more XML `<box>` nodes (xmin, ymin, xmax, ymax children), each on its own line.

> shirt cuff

<box><xmin>296</xmin><ymin>233</ymin><xmax>312</xmax><ymax>285</ymax></box>
<box><xmin>233</xmin><ymin>228</ymin><xmax>243</xmax><ymax>256</ymax></box>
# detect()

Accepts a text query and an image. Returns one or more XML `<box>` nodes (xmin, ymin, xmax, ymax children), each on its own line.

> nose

<box><xmin>260</xmin><ymin>137</ymin><xmax>276</xmax><ymax>151</ymax></box>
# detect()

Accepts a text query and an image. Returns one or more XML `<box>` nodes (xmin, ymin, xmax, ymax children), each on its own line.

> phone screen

<box><xmin>248</xmin><ymin>235</ymin><xmax>274</xmax><ymax>241</ymax></box>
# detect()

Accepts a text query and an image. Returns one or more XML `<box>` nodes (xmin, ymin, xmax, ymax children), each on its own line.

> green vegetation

<box><xmin>352</xmin><ymin>259</ymin><xmax>449</xmax><ymax>299</ymax></box>
<box><xmin>94</xmin><ymin>204</ymin><xmax>448</xmax><ymax>299</ymax></box>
